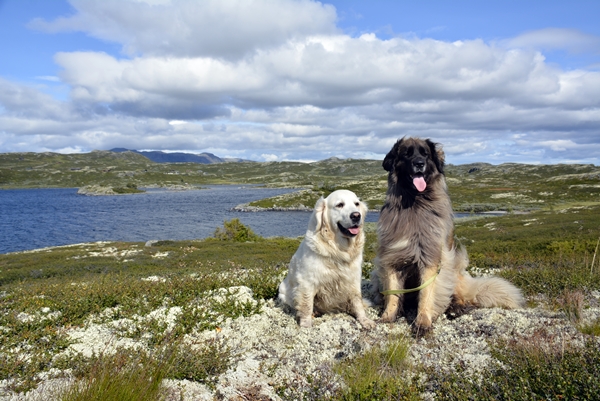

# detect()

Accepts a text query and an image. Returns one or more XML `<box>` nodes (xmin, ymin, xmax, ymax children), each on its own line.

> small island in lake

<box><xmin>77</xmin><ymin>183</ymin><xmax>145</xmax><ymax>196</ymax></box>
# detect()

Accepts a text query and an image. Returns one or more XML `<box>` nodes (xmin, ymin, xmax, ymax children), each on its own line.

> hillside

<box><xmin>110</xmin><ymin>148</ymin><xmax>232</xmax><ymax>164</ymax></box>
<box><xmin>1</xmin><ymin>150</ymin><xmax>599</xmax><ymax>211</ymax></box>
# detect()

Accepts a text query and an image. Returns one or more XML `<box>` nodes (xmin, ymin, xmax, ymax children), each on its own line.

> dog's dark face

<box><xmin>382</xmin><ymin>137</ymin><xmax>445</xmax><ymax>193</ymax></box>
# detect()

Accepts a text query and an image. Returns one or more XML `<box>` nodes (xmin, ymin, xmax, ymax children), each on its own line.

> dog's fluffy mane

<box><xmin>378</xmin><ymin>137</ymin><xmax>453</xmax><ymax>272</ymax></box>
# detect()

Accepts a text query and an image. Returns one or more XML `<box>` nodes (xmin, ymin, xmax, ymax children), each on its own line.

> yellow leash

<box><xmin>380</xmin><ymin>270</ymin><xmax>439</xmax><ymax>295</ymax></box>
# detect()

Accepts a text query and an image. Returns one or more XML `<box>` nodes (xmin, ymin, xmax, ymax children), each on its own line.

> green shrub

<box><xmin>547</xmin><ymin>239</ymin><xmax>598</xmax><ymax>255</ymax></box>
<box><xmin>579</xmin><ymin>318</ymin><xmax>600</xmax><ymax>336</ymax></box>
<box><xmin>166</xmin><ymin>339</ymin><xmax>231</xmax><ymax>386</ymax></box>
<box><xmin>213</xmin><ymin>218</ymin><xmax>261</xmax><ymax>242</ymax></box>
<box><xmin>433</xmin><ymin>336</ymin><xmax>600</xmax><ymax>400</ymax></box>
<box><xmin>112</xmin><ymin>184</ymin><xmax>144</xmax><ymax>194</ymax></box>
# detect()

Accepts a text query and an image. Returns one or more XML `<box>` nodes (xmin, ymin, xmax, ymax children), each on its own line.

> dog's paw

<box><xmin>411</xmin><ymin>323</ymin><xmax>432</xmax><ymax>338</ymax></box>
<box><xmin>378</xmin><ymin>310</ymin><xmax>397</xmax><ymax>323</ymax></box>
<box><xmin>298</xmin><ymin>317</ymin><xmax>312</xmax><ymax>328</ymax></box>
<box><xmin>445</xmin><ymin>302</ymin><xmax>476</xmax><ymax>320</ymax></box>
<box><xmin>358</xmin><ymin>317</ymin><xmax>376</xmax><ymax>329</ymax></box>
<box><xmin>413</xmin><ymin>314</ymin><xmax>433</xmax><ymax>337</ymax></box>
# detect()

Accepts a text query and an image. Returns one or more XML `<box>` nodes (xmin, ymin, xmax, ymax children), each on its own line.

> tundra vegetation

<box><xmin>0</xmin><ymin>150</ymin><xmax>599</xmax><ymax>400</ymax></box>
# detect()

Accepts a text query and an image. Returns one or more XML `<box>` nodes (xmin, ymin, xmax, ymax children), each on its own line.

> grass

<box><xmin>58</xmin><ymin>349</ymin><xmax>168</xmax><ymax>401</ymax></box>
<box><xmin>332</xmin><ymin>334</ymin><xmax>422</xmax><ymax>401</ymax></box>
<box><xmin>54</xmin><ymin>337</ymin><xmax>231</xmax><ymax>401</ymax></box>
<box><xmin>580</xmin><ymin>318</ymin><xmax>600</xmax><ymax>336</ymax></box>
<box><xmin>1</xmin><ymin>154</ymin><xmax>600</xmax><ymax>399</ymax></box>
<box><xmin>453</xmin><ymin>205</ymin><xmax>600</xmax><ymax>299</ymax></box>
<box><xmin>0</xmin><ymin>222</ymin><xmax>299</xmax><ymax>394</ymax></box>
<box><xmin>1</xmin><ymin>209</ymin><xmax>598</xmax><ymax>398</ymax></box>
<box><xmin>433</xmin><ymin>334</ymin><xmax>600</xmax><ymax>400</ymax></box>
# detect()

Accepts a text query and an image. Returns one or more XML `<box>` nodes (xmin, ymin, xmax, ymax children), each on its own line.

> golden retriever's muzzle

<box><xmin>337</xmin><ymin>211</ymin><xmax>361</xmax><ymax>237</ymax></box>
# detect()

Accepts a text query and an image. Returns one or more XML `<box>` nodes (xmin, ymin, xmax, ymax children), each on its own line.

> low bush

<box><xmin>433</xmin><ymin>335</ymin><xmax>600</xmax><ymax>400</ymax></box>
<box><xmin>213</xmin><ymin>218</ymin><xmax>261</xmax><ymax>242</ymax></box>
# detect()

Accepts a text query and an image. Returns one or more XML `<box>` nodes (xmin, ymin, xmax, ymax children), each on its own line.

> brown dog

<box><xmin>371</xmin><ymin>137</ymin><xmax>524</xmax><ymax>335</ymax></box>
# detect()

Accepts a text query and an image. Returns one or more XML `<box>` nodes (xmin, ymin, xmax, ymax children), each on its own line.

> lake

<box><xmin>1</xmin><ymin>186</ymin><xmax>381</xmax><ymax>254</ymax></box>
<box><xmin>0</xmin><ymin>186</ymin><xmax>487</xmax><ymax>254</ymax></box>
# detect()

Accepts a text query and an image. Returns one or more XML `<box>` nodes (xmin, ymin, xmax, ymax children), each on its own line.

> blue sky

<box><xmin>1</xmin><ymin>0</ymin><xmax>599</xmax><ymax>164</ymax></box>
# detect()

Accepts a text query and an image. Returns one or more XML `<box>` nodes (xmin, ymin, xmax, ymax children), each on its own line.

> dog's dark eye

<box><xmin>336</xmin><ymin>202</ymin><xmax>345</xmax><ymax>208</ymax></box>
<box><xmin>419</xmin><ymin>146</ymin><xmax>429</xmax><ymax>156</ymax></box>
<box><xmin>354</xmin><ymin>202</ymin><xmax>359</xmax><ymax>207</ymax></box>
<box><xmin>405</xmin><ymin>147</ymin><xmax>414</xmax><ymax>157</ymax></box>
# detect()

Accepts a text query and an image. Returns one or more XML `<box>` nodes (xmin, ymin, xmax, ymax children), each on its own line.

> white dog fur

<box><xmin>278</xmin><ymin>189</ymin><xmax>375</xmax><ymax>329</ymax></box>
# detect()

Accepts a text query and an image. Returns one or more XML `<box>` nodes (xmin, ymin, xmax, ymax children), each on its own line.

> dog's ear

<box><xmin>382</xmin><ymin>138</ymin><xmax>403</xmax><ymax>172</ymax></box>
<box><xmin>307</xmin><ymin>196</ymin><xmax>326</xmax><ymax>233</ymax></box>
<box><xmin>427</xmin><ymin>139</ymin><xmax>445</xmax><ymax>174</ymax></box>
<box><xmin>360</xmin><ymin>200</ymin><xmax>368</xmax><ymax>220</ymax></box>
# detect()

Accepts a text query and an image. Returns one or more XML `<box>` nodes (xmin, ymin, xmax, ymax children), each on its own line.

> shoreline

<box><xmin>232</xmin><ymin>203</ymin><xmax>516</xmax><ymax>216</ymax></box>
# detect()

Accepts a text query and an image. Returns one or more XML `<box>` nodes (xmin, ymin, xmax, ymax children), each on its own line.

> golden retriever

<box><xmin>278</xmin><ymin>189</ymin><xmax>375</xmax><ymax>329</ymax></box>
<box><xmin>371</xmin><ymin>137</ymin><xmax>524</xmax><ymax>335</ymax></box>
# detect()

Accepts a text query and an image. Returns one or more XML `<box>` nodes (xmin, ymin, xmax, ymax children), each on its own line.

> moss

<box><xmin>433</xmin><ymin>336</ymin><xmax>600</xmax><ymax>400</ymax></box>
<box><xmin>0</xmin><ymin>233</ymin><xmax>299</xmax><ymax>392</ymax></box>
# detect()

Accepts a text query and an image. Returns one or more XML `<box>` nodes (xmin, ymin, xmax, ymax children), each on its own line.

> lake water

<box><xmin>0</xmin><ymin>186</ymin><xmax>485</xmax><ymax>255</ymax></box>
<box><xmin>1</xmin><ymin>186</ymin><xmax>382</xmax><ymax>254</ymax></box>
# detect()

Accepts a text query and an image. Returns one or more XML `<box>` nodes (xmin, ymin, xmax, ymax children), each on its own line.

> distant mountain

<box><xmin>110</xmin><ymin>148</ymin><xmax>242</xmax><ymax>164</ymax></box>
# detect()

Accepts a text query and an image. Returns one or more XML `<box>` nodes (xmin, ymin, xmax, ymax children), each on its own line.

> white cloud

<box><xmin>1</xmin><ymin>1</ymin><xmax>599</xmax><ymax>165</ymax></box>
<box><xmin>29</xmin><ymin>0</ymin><xmax>338</xmax><ymax>59</ymax></box>
<box><xmin>261</xmin><ymin>154</ymin><xmax>279</xmax><ymax>162</ymax></box>
<box><xmin>52</xmin><ymin>36</ymin><xmax>600</xmax><ymax>113</ymax></box>
<box><xmin>507</xmin><ymin>28</ymin><xmax>600</xmax><ymax>54</ymax></box>
<box><xmin>537</xmin><ymin>139</ymin><xmax>578</xmax><ymax>152</ymax></box>
<box><xmin>35</xmin><ymin>76</ymin><xmax>61</xmax><ymax>82</ymax></box>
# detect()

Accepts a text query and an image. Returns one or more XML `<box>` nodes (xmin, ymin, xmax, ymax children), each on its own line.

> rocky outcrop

<box><xmin>77</xmin><ymin>185</ymin><xmax>145</xmax><ymax>195</ymax></box>
<box><xmin>232</xmin><ymin>203</ymin><xmax>312</xmax><ymax>212</ymax></box>
<box><xmin>6</xmin><ymin>285</ymin><xmax>598</xmax><ymax>401</ymax></box>
<box><xmin>184</xmin><ymin>287</ymin><xmax>600</xmax><ymax>400</ymax></box>
<box><xmin>77</xmin><ymin>185</ymin><xmax>120</xmax><ymax>196</ymax></box>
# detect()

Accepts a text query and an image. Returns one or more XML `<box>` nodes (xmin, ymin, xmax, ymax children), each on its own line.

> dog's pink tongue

<box><xmin>413</xmin><ymin>176</ymin><xmax>427</xmax><ymax>192</ymax></box>
<box><xmin>348</xmin><ymin>227</ymin><xmax>360</xmax><ymax>235</ymax></box>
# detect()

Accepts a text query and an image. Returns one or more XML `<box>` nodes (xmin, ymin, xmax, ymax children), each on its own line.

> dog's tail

<box><xmin>454</xmin><ymin>247</ymin><xmax>525</xmax><ymax>309</ymax></box>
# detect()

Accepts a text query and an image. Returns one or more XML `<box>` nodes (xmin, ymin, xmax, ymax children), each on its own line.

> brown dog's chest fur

<box><xmin>377</xmin><ymin>174</ymin><xmax>454</xmax><ymax>276</ymax></box>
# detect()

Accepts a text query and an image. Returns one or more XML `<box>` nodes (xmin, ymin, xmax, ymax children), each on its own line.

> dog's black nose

<box><xmin>413</xmin><ymin>157</ymin><xmax>425</xmax><ymax>170</ymax></box>
<box><xmin>350</xmin><ymin>212</ymin><xmax>361</xmax><ymax>222</ymax></box>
